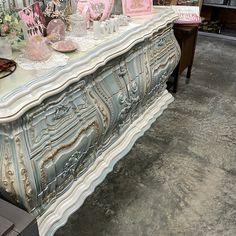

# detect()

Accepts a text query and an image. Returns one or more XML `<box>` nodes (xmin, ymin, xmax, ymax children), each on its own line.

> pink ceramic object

<box><xmin>23</xmin><ymin>36</ymin><xmax>52</xmax><ymax>61</ymax></box>
<box><xmin>47</xmin><ymin>19</ymin><xmax>66</xmax><ymax>42</ymax></box>
<box><xmin>52</xmin><ymin>40</ymin><xmax>78</xmax><ymax>53</ymax></box>
<box><xmin>77</xmin><ymin>0</ymin><xmax>114</xmax><ymax>21</ymax></box>
<box><xmin>122</xmin><ymin>0</ymin><xmax>153</xmax><ymax>17</ymax></box>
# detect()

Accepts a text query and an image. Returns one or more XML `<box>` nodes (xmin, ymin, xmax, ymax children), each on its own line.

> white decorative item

<box><xmin>109</xmin><ymin>18</ymin><xmax>115</xmax><ymax>33</ymax></box>
<box><xmin>70</xmin><ymin>11</ymin><xmax>87</xmax><ymax>37</ymax></box>
<box><xmin>100</xmin><ymin>21</ymin><xmax>108</xmax><ymax>36</ymax></box>
<box><xmin>93</xmin><ymin>20</ymin><xmax>102</xmax><ymax>39</ymax></box>
<box><xmin>112</xmin><ymin>18</ymin><xmax>119</xmax><ymax>32</ymax></box>
<box><xmin>114</xmin><ymin>14</ymin><xmax>129</xmax><ymax>26</ymax></box>
<box><xmin>103</xmin><ymin>19</ymin><xmax>111</xmax><ymax>34</ymax></box>
<box><xmin>0</xmin><ymin>37</ymin><xmax>12</xmax><ymax>59</ymax></box>
<box><xmin>66</xmin><ymin>35</ymin><xmax>96</xmax><ymax>51</ymax></box>
<box><xmin>93</xmin><ymin>17</ymin><xmax>121</xmax><ymax>39</ymax></box>
<box><xmin>66</xmin><ymin>23</ymin><xmax>138</xmax><ymax>52</ymax></box>
<box><xmin>16</xmin><ymin>52</ymin><xmax>69</xmax><ymax>70</ymax></box>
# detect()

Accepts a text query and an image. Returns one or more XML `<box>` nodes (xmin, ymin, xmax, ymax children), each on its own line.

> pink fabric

<box><xmin>175</xmin><ymin>13</ymin><xmax>201</xmax><ymax>24</ymax></box>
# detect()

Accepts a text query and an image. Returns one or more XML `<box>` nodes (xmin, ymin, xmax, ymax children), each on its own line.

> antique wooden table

<box><xmin>0</xmin><ymin>7</ymin><xmax>180</xmax><ymax>236</ymax></box>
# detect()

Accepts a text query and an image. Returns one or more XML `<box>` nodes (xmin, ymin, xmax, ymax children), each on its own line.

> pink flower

<box><xmin>1</xmin><ymin>23</ymin><xmax>9</xmax><ymax>33</ymax></box>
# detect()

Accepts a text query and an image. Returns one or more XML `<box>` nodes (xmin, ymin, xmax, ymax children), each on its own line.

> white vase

<box><xmin>0</xmin><ymin>37</ymin><xmax>12</xmax><ymax>59</ymax></box>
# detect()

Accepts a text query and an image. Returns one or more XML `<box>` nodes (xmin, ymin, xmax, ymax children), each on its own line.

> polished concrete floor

<box><xmin>55</xmin><ymin>35</ymin><xmax>236</xmax><ymax>236</ymax></box>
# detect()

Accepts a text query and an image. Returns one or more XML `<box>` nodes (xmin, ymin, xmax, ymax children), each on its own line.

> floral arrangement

<box><xmin>44</xmin><ymin>0</ymin><xmax>71</xmax><ymax>31</ymax></box>
<box><xmin>44</xmin><ymin>0</ymin><xmax>65</xmax><ymax>19</ymax></box>
<box><xmin>0</xmin><ymin>8</ymin><xmax>24</xmax><ymax>46</ymax></box>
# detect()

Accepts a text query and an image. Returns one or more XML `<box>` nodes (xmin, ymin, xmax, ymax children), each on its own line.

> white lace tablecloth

<box><xmin>16</xmin><ymin>52</ymin><xmax>69</xmax><ymax>70</ymax></box>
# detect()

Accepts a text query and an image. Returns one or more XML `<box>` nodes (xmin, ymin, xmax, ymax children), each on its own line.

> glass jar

<box><xmin>70</xmin><ymin>11</ymin><xmax>87</xmax><ymax>37</ymax></box>
<box><xmin>0</xmin><ymin>37</ymin><xmax>12</xmax><ymax>59</ymax></box>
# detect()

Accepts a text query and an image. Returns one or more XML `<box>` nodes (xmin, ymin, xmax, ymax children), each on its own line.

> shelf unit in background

<box><xmin>203</xmin><ymin>3</ymin><xmax>236</xmax><ymax>9</ymax></box>
<box><xmin>200</xmin><ymin>0</ymin><xmax>236</xmax><ymax>39</ymax></box>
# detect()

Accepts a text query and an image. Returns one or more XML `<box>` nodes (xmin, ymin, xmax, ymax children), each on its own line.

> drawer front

<box><xmin>22</xmin><ymin>81</ymin><xmax>100</xmax><ymax>158</ymax></box>
<box><xmin>92</xmin><ymin>48</ymin><xmax>146</xmax><ymax>140</ymax></box>
<box><xmin>21</xmin><ymin>79</ymin><xmax>104</xmax><ymax>208</ymax></box>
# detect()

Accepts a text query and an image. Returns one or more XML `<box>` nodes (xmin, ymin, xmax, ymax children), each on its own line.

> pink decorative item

<box><xmin>172</xmin><ymin>6</ymin><xmax>201</xmax><ymax>24</ymax></box>
<box><xmin>23</xmin><ymin>36</ymin><xmax>52</xmax><ymax>61</ymax></box>
<box><xmin>77</xmin><ymin>1</ymin><xmax>92</xmax><ymax>24</ymax></box>
<box><xmin>18</xmin><ymin>2</ymin><xmax>46</xmax><ymax>38</ymax></box>
<box><xmin>51</xmin><ymin>40</ymin><xmax>78</xmax><ymax>53</ymax></box>
<box><xmin>77</xmin><ymin>0</ymin><xmax>114</xmax><ymax>21</ymax></box>
<box><xmin>122</xmin><ymin>0</ymin><xmax>153</xmax><ymax>16</ymax></box>
<box><xmin>47</xmin><ymin>19</ymin><xmax>66</xmax><ymax>42</ymax></box>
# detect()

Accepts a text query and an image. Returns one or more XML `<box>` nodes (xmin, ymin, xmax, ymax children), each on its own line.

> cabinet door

<box><xmin>21</xmin><ymin>79</ymin><xmax>104</xmax><ymax>208</ymax></box>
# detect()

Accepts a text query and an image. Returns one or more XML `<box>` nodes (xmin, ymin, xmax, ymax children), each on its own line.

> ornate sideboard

<box><xmin>0</xmin><ymin>7</ymin><xmax>180</xmax><ymax>236</ymax></box>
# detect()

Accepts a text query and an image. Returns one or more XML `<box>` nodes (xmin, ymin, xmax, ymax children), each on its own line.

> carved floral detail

<box><xmin>117</xmin><ymin>63</ymin><xmax>140</xmax><ymax>125</ymax></box>
<box><xmin>53</xmin><ymin>105</ymin><xmax>71</xmax><ymax>121</ymax></box>
<box><xmin>1</xmin><ymin>139</ymin><xmax>18</xmax><ymax>202</ymax></box>
<box><xmin>62</xmin><ymin>151</ymin><xmax>81</xmax><ymax>178</ymax></box>
<box><xmin>15</xmin><ymin>137</ymin><xmax>33</xmax><ymax>205</ymax></box>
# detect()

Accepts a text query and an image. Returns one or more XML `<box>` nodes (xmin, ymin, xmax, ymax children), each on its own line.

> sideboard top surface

<box><xmin>0</xmin><ymin>7</ymin><xmax>177</xmax><ymax>122</ymax></box>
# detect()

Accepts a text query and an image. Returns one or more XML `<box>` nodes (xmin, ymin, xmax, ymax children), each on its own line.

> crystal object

<box><xmin>70</xmin><ymin>11</ymin><xmax>87</xmax><ymax>37</ymax></box>
<box><xmin>0</xmin><ymin>37</ymin><xmax>12</xmax><ymax>59</ymax></box>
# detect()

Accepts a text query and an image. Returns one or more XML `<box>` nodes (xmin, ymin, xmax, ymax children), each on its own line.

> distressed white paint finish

<box><xmin>38</xmin><ymin>90</ymin><xmax>174</xmax><ymax>236</ymax></box>
<box><xmin>0</xmin><ymin>7</ymin><xmax>177</xmax><ymax>123</ymax></box>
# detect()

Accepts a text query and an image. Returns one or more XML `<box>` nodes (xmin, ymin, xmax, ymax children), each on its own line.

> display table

<box><xmin>0</xmin><ymin>7</ymin><xmax>180</xmax><ymax>236</ymax></box>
